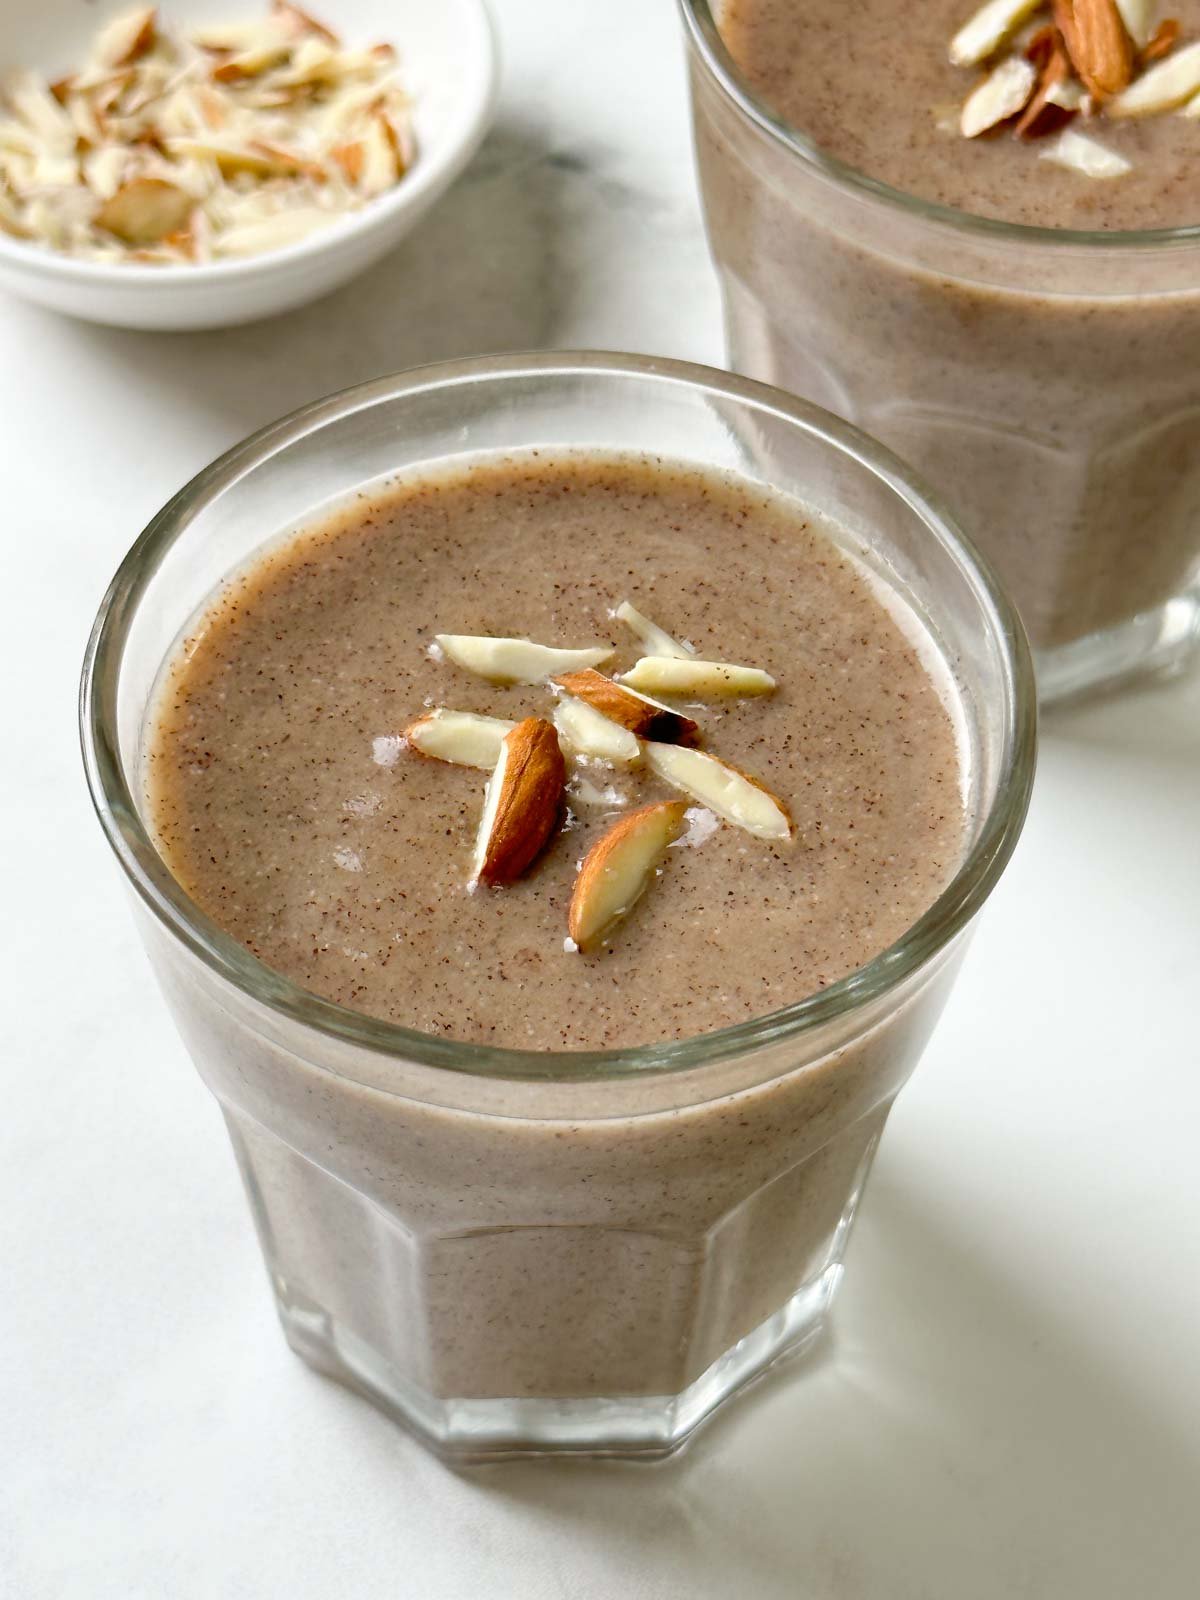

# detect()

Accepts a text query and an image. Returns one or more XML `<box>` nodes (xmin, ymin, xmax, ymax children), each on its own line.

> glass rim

<box><xmin>79</xmin><ymin>350</ymin><xmax>1036</xmax><ymax>1084</ymax></box>
<box><xmin>678</xmin><ymin>0</ymin><xmax>1200</xmax><ymax>252</ymax></box>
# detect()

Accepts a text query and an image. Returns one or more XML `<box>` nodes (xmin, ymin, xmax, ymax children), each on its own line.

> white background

<box><xmin>2</xmin><ymin>2</ymin><xmax>1198</xmax><ymax>1595</ymax></box>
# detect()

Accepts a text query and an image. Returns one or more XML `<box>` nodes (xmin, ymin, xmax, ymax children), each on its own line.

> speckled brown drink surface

<box><xmin>694</xmin><ymin>2</ymin><xmax>1200</xmax><ymax>658</ymax></box>
<box><xmin>147</xmin><ymin>452</ymin><xmax>963</xmax><ymax>1052</ymax></box>
<box><xmin>721</xmin><ymin>0</ymin><xmax>1200</xmax><ymax>229</ymax></box>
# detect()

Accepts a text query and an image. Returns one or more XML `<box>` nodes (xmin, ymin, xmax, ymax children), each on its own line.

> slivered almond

<box><xmin>950</xmin><ymin>0</ymin><xmax>1046</xmax><ymax>66</ymax></box>
<box><xmin>212</xmin><ymin>46</ymin><xmax>294</xmax><ymax>83</ymax></box>
<box><xmin>1141</xmin><ymin>20</ymin><xmax>1181</xmax><ymax>64</ymax></box>
<box><xmin>7</xmin><ymin>72</ymin><xmax>76</xmax><ymax>146</ymax></box>
<box><xmin>552</xmin><ymin>695</ymin><xmax>641</xmax><ymax>765</ymax></box>
<box><xmin>1046</xmin><ymin>76</ymin><xmax>1086</xmax><ymax>108</ymax></box>
<box><xmin>273</xmin><ymin>0</ymin><xmax>341</xmax><ymax>45</ymax></box>
<box><xmin>553</xmin><ymin>668</ymin><xmax>699</xmax><ymax>743</ymax></box>
<box><xmin>0</xmin><ymin>6</ymin><xmax>413</xmax><ymax>265</ymax></box>
<box><xmin>331</xmin><ymin>138</ymin><xmax>364</xmax><ymax>183</ymax></box>
<box><xmin>960</xmin><ymin>54</ymin><xmax>1038</xmax><ymax>136</ymax></box>
<box><xmin>1113</xmin><ymin>0</ymin><xmax>1154</xmax><ymax>46</ymax></box>
<box><xmin>1016</xmin><ymin>27</ymin><xmax>1077</xmax><ymax>135</ymax></box>
<box><xmin>1038</xmin><ymin>124</ymin><xmax>1133</xmax><ymax>171</ymax></box>
<box><xmin>613</xmin><ymin>600</ymin><xmax>692</xmax><ymax>660</ymax></box>
<box><xmin>92</xmin><ymin>7</ymin><xmax>157</xmax><ymax>70</ymax></box>
<box><xmin>405</xmin><ymin>709</ymin><xmax>515</xmax><ymax>769</ymax></box>
<box><xmin>620</xmin><ymin>657</ymin><xmax>776</xmax><ymax>699</ymax></box>
<box><xmin>1109</xmin><ymin>37</ymin><xmax>1200</xmax><ymax>109</ymax></box>
<box><xmin>165</xmin><ymin>135</ymin><xmax>318</xmax><ymax>177</ymax></box>
<box><xmin>355</xmin><ymin>113</ymin><xmax>400</xmax><ymax>195</ymax></box>
<box><xmin>1053</xmin><ymin>0</ymin><xmax>1135</xmax><ymax>98</ymax></box>
<box><xmin>436</xmin><ymin>635</ymin><xmax>613</xmax><ymax>685</ymax></box>
<box><xmin>644</xmin><ymin>744</ymin><xmax>792</xmax><ymax>844</ymax></box>
<box><xmin>472</xmin><ymin>718</ymin><xmax>565</xmax><ymax>887</ymax></box>
<box><xmin>192</xmin><ymin>19</ymin><xmax>295</xmax><ymax>54</ymax></box>
<box><xmin>249</xmin><ymin>139</ymin><xmax>325</xmax><ymax>178</ymax></box>
<box><xmin>94</xmin><ymin>176</ymin><xmax>193</xmax><ymax>243</ymax></box>
<box><xmin>568</xmin><ymin>802</ymin><xmax>687</xmax><ymax>950</ymax></box>
<box><xmin>568</xmin><ymin>775</ymin><xmax>630</xmax><ymax>810</ymax></box>
<box><xmin>213</xmin><ymin>207</ymin><xmax>336</xmax><ymax>256</ymax></box>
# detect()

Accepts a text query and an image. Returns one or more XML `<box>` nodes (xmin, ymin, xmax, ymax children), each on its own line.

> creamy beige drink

<box><xmin>148</xmin><ymin>454</ymin><xmax>963</xmax><ymax>1050</ymax></box>
<box><xmin>686</xmin><ymin>0</ymin><xmax>1200</xmax><ymax>695</ymax></box>
<box><xmin>141</xmin><ymin>450</ymin><xmax>968</xmax><ymax>1435</ymax></box>
<box><xmin>84</xmin><ymin>358</ymin><xmax>1033</xmax><ymax>1459</ymax></box>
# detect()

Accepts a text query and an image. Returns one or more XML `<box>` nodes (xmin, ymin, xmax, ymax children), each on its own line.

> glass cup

<box><xmin>680</xmin><ymin>0</ymin><xmax>1200</xmax><ymax>705</ymax></box>
<box><xmin>81</xmin><ymin>353</ymin><xmax>1035</xmax><ymax>1461</ymax></box>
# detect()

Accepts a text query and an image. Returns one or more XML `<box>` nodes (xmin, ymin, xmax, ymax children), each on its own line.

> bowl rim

<box><xmin>0</xmin><ymin>0</ymin><xmax>499</xmax><ymax>287</ymax></box>
<box><xmin>79</xmin><ymin>351</ymin><xmax>1038</xmax><ymax>1084</ymax></box>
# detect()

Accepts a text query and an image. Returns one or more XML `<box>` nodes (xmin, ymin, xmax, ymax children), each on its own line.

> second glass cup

<box><xmin>81</xmin><ymin>354</ymin><xmax>1034</xmax><ymax>1461</ymax></box>
<box><xmin>682</xmin><ymin>0</ymin><xmax>1200</xmax><ymax>704</ymax></box>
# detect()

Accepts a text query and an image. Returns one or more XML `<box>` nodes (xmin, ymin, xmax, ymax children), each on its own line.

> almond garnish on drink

<box><xmin>471</xmin><ymin>718</ymin><xmax>565</xmax><ymax>888</ymax></box>
<box><xmin>552</xmin><ymin>668</ymin><xmax>699</xmax><ymax>744</ymax></box>
<box><xmin>948</xmin><ymin>0</ymin><xmax>1200</xmax><ymax>173</ymax></box>
<box><xmin>567</xmin><ymin>802</ymin><xmax>688</xmax><ymax>950</ymax></box>
<box><xmin>406</xmin><ymin>597</ymin><xmax>791</xmax><ymax>939</ymax></box>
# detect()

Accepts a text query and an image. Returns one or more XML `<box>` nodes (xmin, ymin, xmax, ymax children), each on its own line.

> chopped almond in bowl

<box><xmin>0</xmin><ymin>4</ymin><xmax>414</xmax><ymax>264</ymax></box>
<box><xmin>0</xmin><ymin>0</ymin><xmax>496</xmax><ymax>327</ymax></box>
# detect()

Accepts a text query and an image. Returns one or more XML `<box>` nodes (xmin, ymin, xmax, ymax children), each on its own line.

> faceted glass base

<box><xmin>277</xmin><ymin>1261</ymin><xmax>841</xmax><ymax>1463</ymax></box>
<box><xmin>1035</xmin><ymin>586</ymin><xmax>1200</xmax><ymax>707</ymax></box>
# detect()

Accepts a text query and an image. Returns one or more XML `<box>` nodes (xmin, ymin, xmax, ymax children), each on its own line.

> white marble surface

<box><xmin>2</xmin><ymin>2</ymin><xmax>1198</xmax><ymax>1595</ymax></box>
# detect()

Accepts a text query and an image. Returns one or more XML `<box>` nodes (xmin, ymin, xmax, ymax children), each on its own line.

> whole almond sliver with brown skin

<box><xmin>471</xmin><ymin>718</ymin><xmax>565</xmax><ymax>887</ymax></box>
<box><xmin>568</xmin><ymin>801</ymin><xmax>688</xmax><ymax>950</ymax></box>
<box><xmin>94</xmin><ymin>177</ymin><xmax>193</xmax><ymax>244</ymax></box>
<box><xmin>1053</xmin><ymin>0</ymin><xmax>1135</xmax><ymax>98</ymax></box>
<box><xmin>553</xmin><ymin>669</ymin><xmax>699</xmax><ymax>744</ymax></box>
<box><xmin>1016</xmin><ymin>27</ymin><xmax>1077</xmax><ymax>136</ymax></box>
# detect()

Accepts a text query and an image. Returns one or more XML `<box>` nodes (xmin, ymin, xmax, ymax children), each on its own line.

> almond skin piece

<box><xmin>568</xmin><ymin>801</ymin><xmax>687</xmax><ymax>950</ymax></box>
<box><xmin>553</xmin><ymin>668</ymin><xmax>698</xmax><ymax>744</ymax></box>
<box><xmin>1141</xmin><ymin>19</ymin><xmax>1181</xmax><ymax>65</ymax></box>
<box><xmin>1016</xmin><ymin>28</ymin><xmax>1077</xmax><ymax>137</ymax></box>
<box><xmin>472</xmin><ymin>717</ymin><xmax>565</xmax><ymax>887</ymax></box>
<box><xmin>1053</xmin><ymin>0</ymin><xmax>1135</xmax><ymax>98</ymax></box>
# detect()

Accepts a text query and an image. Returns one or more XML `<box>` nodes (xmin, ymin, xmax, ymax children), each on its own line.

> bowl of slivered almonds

<box><xmin>0</xmin><ymin>0</ymin><xmax>496</xmax><ymax>328</ymax></box>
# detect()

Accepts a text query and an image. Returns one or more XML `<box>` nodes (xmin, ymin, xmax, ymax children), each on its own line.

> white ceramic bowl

<box><xmin>0</xmin><ymin>0</ymin><xmax>497</xmax><ymax>329</ymax></box>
